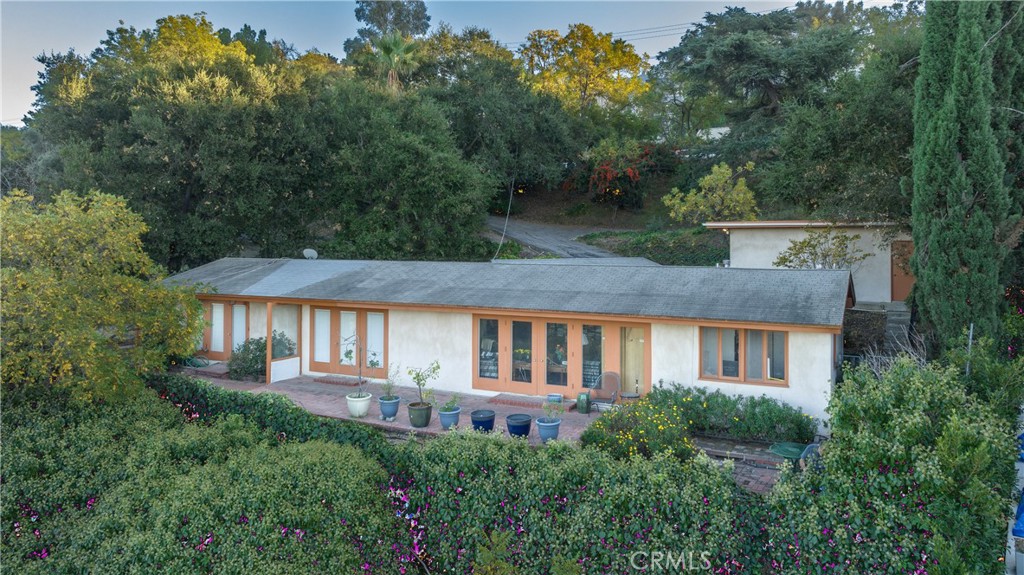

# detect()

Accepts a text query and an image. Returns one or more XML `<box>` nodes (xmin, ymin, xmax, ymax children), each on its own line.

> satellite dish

<box><xmin>302</xmin><ymin>248</ymin><xmax>318</xmax><ymax>260</ymax></box>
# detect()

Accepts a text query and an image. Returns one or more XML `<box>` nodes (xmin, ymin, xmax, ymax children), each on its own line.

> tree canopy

<box><xmin>27</xmin><ymin>14</ymin><xmax>493</xmax><ymax>270</ymax></box>
<box><xmin>519</xmin><ymin>23</ymin><xmax>649</xmax><ymax>112</ymax></box>
<box><xmin>911</xmin><ymin>1</ymin><xmax>1016</xmax><ymax>351</ymax></box>
<box><xmin>344</xmin><ymin>0</ymin><xmax>430</xmax><ymax>58</ymax></box>
<box><xmin>0</xmin><ymin>191</ymin><xmax>204</xmax><ymax>399</ymax></box>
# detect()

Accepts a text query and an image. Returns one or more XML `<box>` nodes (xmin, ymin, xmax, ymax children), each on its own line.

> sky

<box><xmin>0</xmin><ymin>0</ymin><xmax>795</xmax><ymax>127</ymax></box>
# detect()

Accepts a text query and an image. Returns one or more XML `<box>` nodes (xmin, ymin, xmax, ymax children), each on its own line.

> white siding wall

<box><xmin>727</xmin><ymin>227</ymin><xmax>899</xmax><ymax>304</ymax></box>
<box><xmin>651</xmin><ymin>324</ymin><xmax>833</xmax><ymax>427</ymax></box>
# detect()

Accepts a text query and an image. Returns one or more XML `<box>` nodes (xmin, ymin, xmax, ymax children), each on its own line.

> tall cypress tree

<box><xmin>911</xmin><ymin>1</ymin><xmax>1010</xmax><ymax>351</ymax></box>
<box><xmin>990</xmin><ymin>1</ymin><xmax>1024</xmax><ymax>284</ymax></box>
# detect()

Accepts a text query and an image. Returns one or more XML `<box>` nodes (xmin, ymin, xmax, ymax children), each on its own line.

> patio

<box><xmin>183</xmin><ymin>366</ymin><xmax>784</xmax><ymax>494</ymax></box>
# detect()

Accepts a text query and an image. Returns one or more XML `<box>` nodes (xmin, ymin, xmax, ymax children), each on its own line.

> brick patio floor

<box><xmin>185</xmin><ymin>368</ymin><xmax>783</xmax><ymax>494</ymax></box>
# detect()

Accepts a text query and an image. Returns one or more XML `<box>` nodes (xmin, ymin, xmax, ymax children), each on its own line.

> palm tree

<box><xmin>371</xmin><ymin>32</ymin><xmax>419</xmax><ymax>92</ymax></box>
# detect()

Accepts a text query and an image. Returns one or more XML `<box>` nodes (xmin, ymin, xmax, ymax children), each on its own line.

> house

<box><xmin>167</xmin><ymin>257</ymin><xmax>854</xmax><ymax>422</ymax></box>
<box><xmin>703</xmin><ymin>221</ymin><xmax>914</xmax><ymax>305</ymax></box>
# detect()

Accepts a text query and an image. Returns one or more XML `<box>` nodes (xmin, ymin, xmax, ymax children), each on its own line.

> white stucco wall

<box><xmin>651</xmin><ymin>324</ymin><xmax>834</xmax><ymax>426</ymax></box>
<box><xmin>270</xmin><ymin>357</ymin><xmax>300</xmax><ymax>382</ymax></box>
<box><xmin>387</xmin><ymin>310</ymin><xmax>484</xmax><ymax>395</ymax></box>
<box><xmin>726</xmin><ymin>227</ymin><xmax>900</xmax><ymax>304</ymax></box>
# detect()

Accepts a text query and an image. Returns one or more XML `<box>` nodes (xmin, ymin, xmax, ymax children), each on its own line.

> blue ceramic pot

<box><xmin>471</xmin><ymin>409</ymin><xmax>496</xmax><ymax>432</ymax></box>
<box><xmin>506</xmin><ymin>413</ymin><xmax>532</xmax><ymax>438</ymax></box>
<box><xmin>536</xmin><ymin>417</ymin><xmax>561</xmax><ymax>443</ymax></box>
<box><xmin>378</xmin><ymin>396</ymin><xmax>400</xmax><ymax>420</ymax></box>
<box><xmin>439</xmin><ymin>406</ymin><xmax>462</xmax><ymax>430</ymax></box>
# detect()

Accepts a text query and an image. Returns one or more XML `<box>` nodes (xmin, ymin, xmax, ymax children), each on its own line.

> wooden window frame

<box><xmin>309</xmin><ymin>307</ymin><xmax>388</xmax><ymax>378</ymax></box>
<box><xmin>699</xmin><ymin>326</ymin><xmax>788</xmax><ymax>387</ymax></box>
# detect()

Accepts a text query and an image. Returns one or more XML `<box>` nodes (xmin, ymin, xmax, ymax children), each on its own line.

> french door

<box><xmin>474</xmin><ymin>315</ymin><xmax>649</xmax><ymax>397</ymax></box>
<box><xmin>310</xmin><ymin>307</ymin><xmax>387</xmax><ymax>378</ymax></box>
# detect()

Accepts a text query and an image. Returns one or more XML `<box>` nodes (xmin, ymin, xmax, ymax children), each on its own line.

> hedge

<box><xmin>391</xmin><ymin>431</ymin><xmax>765</xmax><ymax>574</ymax></box>
<box><xmin>1</xmin><ymin>388</ymin><xmax>404</xmax><ymax>573</ymax></box>
<box><xmin>146</xmin><ymin>373</ymin><xmax>392</xmax><ymax>464</ymax></box>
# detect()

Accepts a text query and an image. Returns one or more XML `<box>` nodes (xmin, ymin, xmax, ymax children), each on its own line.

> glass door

<box><xmin>541</xmin><ymin>322</ymin><xmax>569</xmax><ymax>393</ymax></box>
<box><xmin>581</xmin><ymin>325</ymin><xmax>603</xmax><ymax>389</ymax></box>
<box><xmin>620</xmin><ymin>326</ymin><xmax>645</xmax><ymax>395</ymax></box>
<box><xmin>511</xmin><ymin>320</ymin><xmax>536</xmax><ymax>392</ymax></box>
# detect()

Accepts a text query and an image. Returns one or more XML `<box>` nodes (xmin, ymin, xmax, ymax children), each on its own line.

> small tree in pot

<box><xmin>343</xmin><ymin>334</ymin><xmax>375</xmax><ymax>418</ymax></box>
<box><xmin>407</xmin><ymin>361</ymin><xmax>439</xmax><ymax>428</ymax></box>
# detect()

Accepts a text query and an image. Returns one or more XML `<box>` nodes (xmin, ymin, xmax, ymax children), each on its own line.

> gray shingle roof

<box><xmin>167</xmin><ymin>258</ymin><xmax>850</xmax><ymax>328</ymax></box>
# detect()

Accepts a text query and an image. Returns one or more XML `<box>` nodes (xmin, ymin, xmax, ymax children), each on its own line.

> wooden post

<box><xmin>265</xmin><ymin>302</ymin><xmax>274</xmax><ymax>385</ymax></box>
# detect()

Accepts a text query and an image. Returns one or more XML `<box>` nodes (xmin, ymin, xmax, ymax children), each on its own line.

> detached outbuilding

<box><xmin>167</xmin><ymin>257</ymin><xmax>853</xmax><ymax>422</ymax></box>
<box><xmin>704</xmin><ymin>220</ymin><xmax>915</xmax><ymax>305</ymax></box>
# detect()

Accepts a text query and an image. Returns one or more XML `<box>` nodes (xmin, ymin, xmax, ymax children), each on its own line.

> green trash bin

<box><xmin>576</xmin><ymin>392</ymin><xmax>590</xmax><ymax>414</ymax></box>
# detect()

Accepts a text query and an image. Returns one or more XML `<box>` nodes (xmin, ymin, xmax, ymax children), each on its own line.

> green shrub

<box><xmin>766</xmin><ymin>357</ymin><xmax>1017</xmax><ymax>573</ymax></box>
<box><xmin>227</xmin><ymin>331</ymin><xmax>296</xmax><ymax>379</ymax></box>
<box><xmin>579</xmin><ymin>395</ymin><xmax>695</xmax><ymax>461</ymax></box>
<box><xmin>146</xmin><ymin>374</ymin><xmax>393</xmax><ymax>464</ymax></box>
<box><xmin>393</xmin><ymin>431</ymin><xmax>764</xmax><ymax>573</ymax></box>
<box><xmin>578</xmin><ymin>227</ymin><xmax>728</xmax><ymax>266</ymax></box>
<box><xmin>643</xmin><ymin>384</ymin><xmax>817</xmax><ymax>443</ymax></box>
<box><xmin>1</xmin><ymin>389</ymin><xmax>403</xmax><ymax>573</ymax></box>
<box><xmin>942</xmin><ymin>336</ymin><xmax>1024</xmax><ymax>425</ymax></box>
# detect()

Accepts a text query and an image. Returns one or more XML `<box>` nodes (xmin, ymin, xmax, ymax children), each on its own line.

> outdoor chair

<box><xmin>589</xmin><ymin>371</ymin><xmax>621</xmax><ymax>414</ymax></box>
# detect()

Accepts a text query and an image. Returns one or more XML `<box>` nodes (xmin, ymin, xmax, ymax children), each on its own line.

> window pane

<box><xmin>701</xmin><ymin>327</ymin><xmax>718</xmax><ymax>377</ymax></box>
<box><xmin>546</xmin><ymin>322</ymin><xmax>568</xmax><ymax>386</ymax></box>
<box><xmin>340</xmin><ymin>311</ymin><xmax>357</xmax><ymax>366</ymax></box>
<box><xmin>479</xmin><ymin>319</ymin><xmax>499</xmax><ymax>379</ymax></box>
<box><xmin>721</xmin><ymin>328</ymin><xmax>740</xmax><ymax>378</ymax></box>
<box><xmin>512</xmin><ymin>321</ymin><xmax>532</xmax><ymax>383</ymax></box>
<box><xmin>366</xmin><ymin>312</ymin><xmax>385</xmax><ymax>368</ymax></box>
<box><xmin>232</xmin><ymin>305</ymin><xmax>247</xmax><ymax>352</ymax></box>
<box><xmin>313</xmin><ymin>309</ymin><xmax>330</xmax><ymax>363</ymax></box>
<box><xmin>582</xmin><ymin>325</ymin><xmax>602</xmax><ymax>388</ymax></box>
<box><xmin>210</xmin><ymin>304</ymin><xmax>224</xmax><ymax>353</ymax></box>
<box><xmin>768</xmin><ymin>331</ymin><xmax>786</xmax><ymax>380</ymax></box>
<box><xmin>746</xmin><ymin>330</ymin><xmax>764</xmax><ymax>380</ymax></box>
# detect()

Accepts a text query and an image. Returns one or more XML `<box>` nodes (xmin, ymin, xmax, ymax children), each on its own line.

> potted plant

<box><xmin>438</xmin><ymin>393</ymin><xmax>462</xmax><ymax>430</ymax></box>
<box><xmin>378</xmin><ymin>363</ymin><xmax>401</xmax><ymax>421</ymax></box>
<box><xmin>343</xmin><ymin>335</ymin><xmax>373</xmax><ymax>418</ymax></box>
<box><xmin>407</xmin><ymin>361</ymin><xmax>439</xmax><ymax>428</ymax></box>
<box><xmin>536</xmin><ymin>402</ymin><xmax>564</xmax><ymax>443</ymax></box>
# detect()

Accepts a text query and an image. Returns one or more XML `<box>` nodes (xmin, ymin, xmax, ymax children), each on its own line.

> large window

<box><xmin>700</xmin><ymin>327</ymin><xmax>786</xmax><ymax>385</ymax></box>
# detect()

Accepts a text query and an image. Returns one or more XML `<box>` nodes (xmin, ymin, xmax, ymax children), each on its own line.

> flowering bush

<box><xmin>765</xmin><ymin>358</ymin><xmax>1017</xmax><ymax>573</ymax></box>
<box><xmin>579</xmin><ymin>396</ymin><xmax>695</xmax><ymax>461</ymax></box>
<box><xmin>146</xmin><ymin>374</ymin><xmax>392</xmax><ymax>464</ymax></box>
<box><xmin>1</xmin><ymin>387</ymin><xmax>404</xmax><ymax>572</ymax></box>
<box><xmin>393</xmin><ymin>431</ymin><xmax>763</xmax><ymax>573</ymax></box>
<box><xmin>647</xmin><ymin>384</ymin><xmax>818</xmax><ymax>443</ymax></box>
